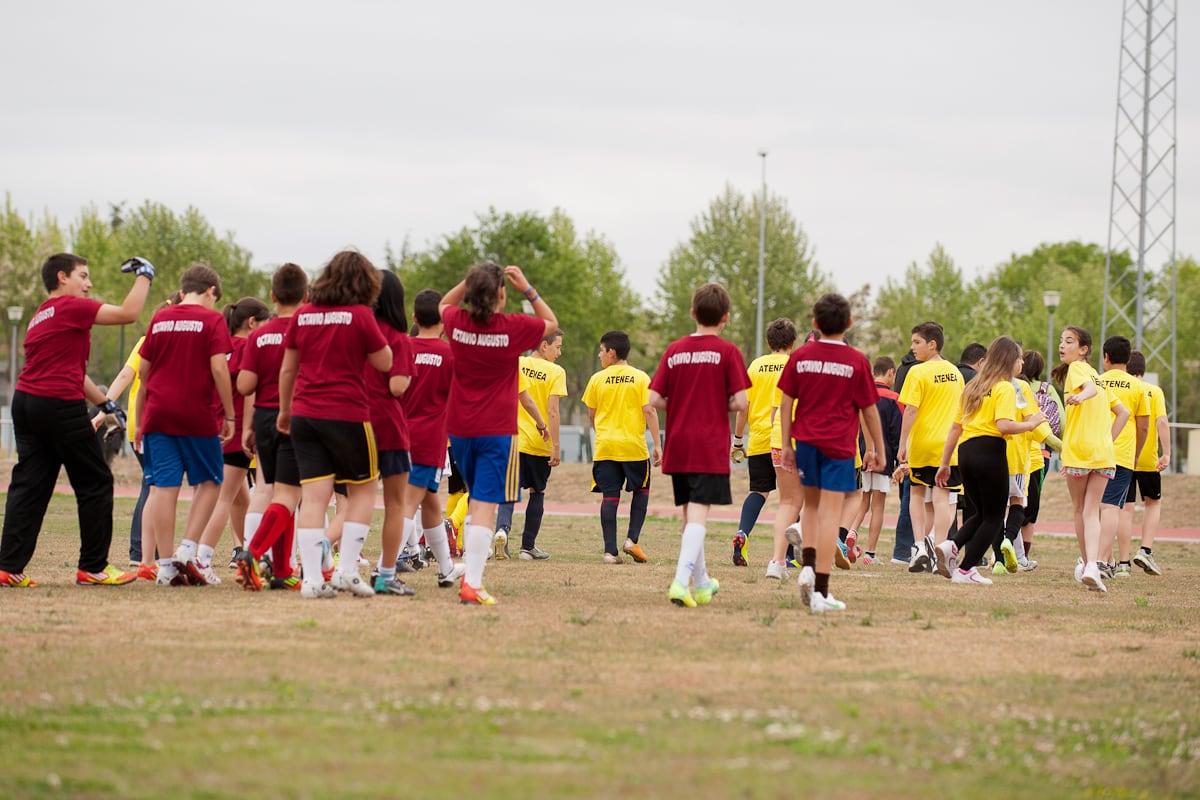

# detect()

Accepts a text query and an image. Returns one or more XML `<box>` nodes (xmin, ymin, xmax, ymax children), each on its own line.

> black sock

<box><xmin>1141</xmin><ymin>546</ymin><xmax>1152</xmax><ymax>555</ymax></box>
<box><xmin>865</xmin><ymin>551</ymin><xmax>876</xmax><ymax>559</ymax></box>
<box><xmin>801</xmin><ymin>547</ymin><xmax>816</xmax><ymax>569</ymax></box>
<box><xmin>814</xmin><ymin>572</ymin><xmax>830</xmax><ymax>596</ymax></box>
<box><xmin>838</xmin><ymin>527</ymin><xmax>848</xmax><ymax>543</ymax></box>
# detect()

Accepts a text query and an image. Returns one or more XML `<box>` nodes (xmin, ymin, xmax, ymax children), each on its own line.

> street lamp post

<box><xmin>7</xmin><ymin>306</ymin><xmax>22</xmax><ymax>455</ymax></box>
<box><xmin>756</xmin><ymin>148</ymin><xmax>768</xmax><ymax>357</ymax></box>
<box><xmin>1042</xmin><ymin>290</ymin><xmax>1060</xmax><ymax>374</ymax></box>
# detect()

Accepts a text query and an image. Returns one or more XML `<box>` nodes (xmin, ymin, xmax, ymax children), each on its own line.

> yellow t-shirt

<box><xmin>1136</xmin><ymin>381</ymin><xmax>1168</xmax><ymax>471</ymax></box>
<box><xmin>1007</xmin><ymin>378</ymin><xmax>1054</xmax><ymax>476</ymax></box>
<box><xmin>1100</xmin><ymin>369</ymin><xmax>1148</xmax><ymax>470</ymax></box>
<box><xmin>517</xmin><ymin>356</ymin><xmax>568</xmax><ymax>457</ymax></box>
<box><xmin>123</xmin><ymin>336</ymin><xmax>146</xmax><ymax>444</ymax></box>
<box><xmin>745</xmin><ymin>352</ymin><xmax>789</xmax><ymax>455</ymax></box>
<box><xmin>957</xmin><ymin>379</ymin><xmax>1016</xmax><ymax>445</ymax></box>
<box><xmin>898</xmin><ymin>358</ymin><xmax>963</xmax><ymax>468</ymax></box>
<box><xmin>1062</xmin><ymin>360</ymin><xmax>1117</xmax><ymax>470</ymax></box>
<box><xmin>581</xmin><ymin>363</ymin><xmax>651</xmax><ymax>462</ymax></box>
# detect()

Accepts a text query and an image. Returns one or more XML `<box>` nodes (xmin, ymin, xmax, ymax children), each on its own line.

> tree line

<box><xmin>1</xmin><ymin>190</ymin><xmax>1195</xmax><ymax>428</ymax></box>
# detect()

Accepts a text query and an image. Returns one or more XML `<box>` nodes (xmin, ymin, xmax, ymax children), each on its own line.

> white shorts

<box><xmin>917</xmin><ymin>485</ymin><xmax>959</xmax><ymax>505</ymax></box>
<box><xmin>1008</xmin><ymin>473</ymin><xmax>1027</xmax><ymax>507</ymax></box>
<box><xmin>861</xmin><ymin>470</ymin><xmax>892</xmax><ymax>494</ymax></box>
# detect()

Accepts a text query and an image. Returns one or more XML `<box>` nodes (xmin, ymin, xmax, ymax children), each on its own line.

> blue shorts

<box><xmin>1101</xmin><ymin>465</ymin><xmax>1134</xmax><ymax>508</ymax></box>
<box><xmin>144</xmin><ymin>433</ymin><xmax>223</xmax><ymax>488</ymax></box>
<box><xmin>448</xmin><ymin>434</ymin><xmax>519</xmax><ymax>504</ymax></box>
<box><xmin>793</xmin><ymin>440</ymin><xmax>857</xmax><ymax>493</ymax></box>
<box><xmin>408</xmin><ymin>462</ymin><xmax>444</xmax><ymax>492</ymax></box>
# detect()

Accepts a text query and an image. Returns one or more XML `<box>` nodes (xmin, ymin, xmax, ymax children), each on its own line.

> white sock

<box><xmin>402</xmin><ymin>517</ymin><xmax>417</xmax><ymax>556</ymax></box>
<box><xmin>177</xmin><ymin>539</ymin><xmax>197</xmax><ymax>561</ymax></box>
<box><xmin>243</xmin><ymin>512</ymin><xmax>264</xmax><ymax>551</ymax></box>
<box><xmin>691</xmin><ymin>528</ymin><xmax>710</xmax><ymax>586</ymax></box>
<box><xmin>464</xmin><ymin>523</ymin><xmax>490</xmax><ymax>587</ymax></box>
<box><xmin>425</xmin><ymin>524</ymin><xmax>453</xmax><ymax>574</ymax></box>
<box><xmin>157</xmin><ymin>557</ymin><xmax>177</xmax><ymax>577</ymax></box>
<box><xmin>339</xmin><ymin>522</ymin><xmax>369</xmax><ymax>575</ymax></box>
<box><xmin>296</xmin><ymin>527</ymin><xmax>325</xmax><ymax>585</ymax></box>
<box><xmin>196</xmin><ymin>544</ymin><xmax>215</xmax><ymax>566</ymax></box>
<box><xmin>674</xmin><ymin>523</ymin><xmax>706</xmax><ymax>586</ymax></box>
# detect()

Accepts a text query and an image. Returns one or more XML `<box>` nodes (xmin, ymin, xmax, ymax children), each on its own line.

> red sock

<box><xmin>272</xmin><ymin>515</ymin><xmax>295</xmax><ymax>579</ymax></box>
<box><xmin>249</xmin><ymin>503</ymin><xmax>291</xmax><ymax>560</ymax></box>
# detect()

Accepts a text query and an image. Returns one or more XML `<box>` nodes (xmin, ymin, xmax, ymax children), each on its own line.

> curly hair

<box><xmin>464</xmin><ymin>262</ymin><xmax>504</xmax><ymax>325</ymax></box>
<box><xmin>309</xmin><ymin>250</ymin><xmax>381</xmax><ymax>308</ymax></box>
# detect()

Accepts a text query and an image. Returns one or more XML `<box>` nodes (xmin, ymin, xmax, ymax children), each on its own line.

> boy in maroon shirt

<box><xmin>649</xmin><ymin>283</ymin><xmax>750</xmax><ymax>608</ymax></box>
<box><xmin>0</xmin><ymin>253</ymin><xmax>153</xmax><ymax>587</ymax></box>
<box><xmin>778</xmin><ymin>293</ymin><xmax>885</xmax><ymax>613</ymax></box>
<box><xmin>136</xmin><ymin>264</ymin><xmax>236</xmax><ymax>586</ymax></box>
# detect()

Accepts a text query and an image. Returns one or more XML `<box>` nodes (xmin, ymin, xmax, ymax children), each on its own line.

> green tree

<box><xmin>655</xmin><ymin>184</ymin><xmax>829</xmax><ymax>362</ymax></box>
<box><xmin>869</xmin><ymin>244</ymin><xmax>975</xmax><ymax>362</ymax></box>
<box><xmin>0</xmin><ymin>196</ymin><xmax>66</xmax><ymax>397</ymax></box>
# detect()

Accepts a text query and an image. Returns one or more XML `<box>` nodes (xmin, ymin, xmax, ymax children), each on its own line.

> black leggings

<box><xmin>951</xmin><ymin>436</ymin><xmax>1009</xmax><ymax>571</ymax></box>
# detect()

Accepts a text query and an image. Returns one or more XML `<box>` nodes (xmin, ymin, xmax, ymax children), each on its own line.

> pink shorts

<box><xmin>1063</xmin><ymin>466</ymin><xmax>1115</xmax><ymax>480</ymax></box>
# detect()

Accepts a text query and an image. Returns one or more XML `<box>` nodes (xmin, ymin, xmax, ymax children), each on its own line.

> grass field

<box><xmin>2</xmin><ymin>492</ymin><xmax>1199</xmax><ymax>799</ymax></box>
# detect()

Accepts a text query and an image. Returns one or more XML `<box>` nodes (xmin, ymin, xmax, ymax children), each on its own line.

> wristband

<box><xmin>224</xmin><ymin>416</ymin><xmax>235</xmax><ymax>422</ymax></box>
<box><xmin>523</xmin><ymin>286</ymin><xmax>537</xmax><ymax>300</ymax></box>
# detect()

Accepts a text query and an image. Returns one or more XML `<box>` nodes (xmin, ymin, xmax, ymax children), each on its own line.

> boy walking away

<box><xmin>1097</xmin><ymin>336</ymin><xmax>1149</xmax><ymax>578</ymax></box>
<box><xmin>494</xmin><ymin>329</ymin><xmax>568</xmax><ymax>560</ymax></box>
<box><xmin>648</xmin><ymin>283</ymin><xmax>750</xmax><ymax>608</ymax></box>
<box><xmin>0</xmin><ymin>253</ymin><xmax>152</xmax><ymax>587</ymax></box>
<box><xmin>136</xmin><ymin>264</ymin><xmax>237</xmax><ymax>586</ymax></box>
<box><xmin>582</xmin><ymin>330</ymin><xmax>662</xmax><ymax>564</ymax></box>
<box><xmin>855</xmin><ymin>356</ymin><xmax>903</xmax><ymax>565</ymax></box>
<box><xmin>730</xmin><ymin>318</ymin><xmax>797</xmax><ymax>567</ymax></box>
<box><xmin>778</xmin><ymin>294</ymin><xmax>884</xmax><ymax>613</ymax></box>
<box><xmin>1124</xmin><ymin>350</ymin><xmax>1170</xmax><ymax>575</ymax></box>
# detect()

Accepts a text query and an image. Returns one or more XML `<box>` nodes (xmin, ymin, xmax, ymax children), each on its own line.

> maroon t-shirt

<box><xmin>776</xmin><ymin>339</ymin><xmax>879</xmax><ymax>460</ymax></box>
<box><xmin>403</xmin><ymin>336</ymin><xmax>454</xmax><ymax>467</ymax></box>
<box><xmin>239</xmin><ymin>315</ymin><xmax>289</xmax><ymax>409</ymax></box>
<box><xmin>139</xmin><ymin>304</ymin><xmax>233</xmax><ymax>437</ymax></box>
<box><xmin>442</xmin><ymin>306</ymin><xmax>546</xmax><ymax>438</ymax></box>
<box><xmin>16</xmin><ymin>295</ymin><xmax>102</xmax><ymax>401</ymax></box>
<box><xmin>285</xmin><ymin>303</ymin><xmax>388</xmax><ymax>423</ymax></box>
<box><xmin>365</xmin><ymin>325</ymin><xmax>414</xmax><ymax>452</ymax></box>
<box><xmin>649</xmin><ymin>334</ymin><xmax>750</xmax><ymax>474</ymax></box>
<box><xmin>222</xmin><ymin>337</ymin><xmax>248</xmax><ymax>454</ymax></box>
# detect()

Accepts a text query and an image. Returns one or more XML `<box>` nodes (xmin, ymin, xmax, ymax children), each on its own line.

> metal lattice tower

<box><xmin>1101</xmin><ymin>0</ymin><xmax>1178</xmax><ymax>441</ymax></box>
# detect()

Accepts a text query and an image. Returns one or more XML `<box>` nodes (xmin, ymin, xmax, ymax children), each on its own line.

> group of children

<box><xmin>0</xmin><ymin>252</ymin><xmax>1173</xmax><ymax>611</ymax></box>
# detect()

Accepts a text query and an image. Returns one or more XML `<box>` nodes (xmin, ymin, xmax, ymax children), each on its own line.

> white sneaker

<box><xmin>300</xmin><ymin>581</ymin><xmax>337</xmax><ymax>599</ymax></box>
<box><xmin>810</xmin><ymin>591</ymin><xmax>847</xmax><ymax>613</ymax></box>
<box><xmin>1081</xmin><ymin>561</ymin><xmax>1107</xmax><ymax>593</ymax></box>
<box><xmin>492</xmin><ymin>529</ymin><xmax>509</xmax><ymax>560</ymax></box>
<box><xmin>1074</xmin><ymin>557</ymin><xmax>1085</xmax><ymax>583</ymax></box>
<box><xmin>951</xmin><ymin>567</ymin><xmax>993</xmax><ymax>585</ymax></box>
<box><xmin>437</xmin><ymin>563</ymin><xmax>466</xmax><ymax>588</ymax></box>
<box><xmin>764</xmin><ymin>560</ymin><xmax>789</xmax><ymax>580</ymax></box>
<box><xmin>908</xmin><ymin>545</ymin><xmax>930</xmax><ymax>574</ymax></box>
<box><xmin>331</xmin><ymin>570</ymin><xmax>375</xmax><ymax>597</ymax></box>
<box><xmin>784</xmin><ymin>522</ymin><xmax>803</xmax><ymax>549</ymax></box>
<box><xmin>196</xmin><ymin>561</ymin><xmax>222</xmax><ymax>586</ymax></box>
<box><xmin>797</xmin><ymin>565</ymin><xmax>815</xmax><ymax>607</ymax></box>
<box><xmin>1019</xmin><ymin>559</ymin><xmax>1039</xmax><ymax>572</ymax></box>
<box><xmin>934</xmin><ymin>540</ymin><xmax>957</xmax><ymax>579</ymax></box>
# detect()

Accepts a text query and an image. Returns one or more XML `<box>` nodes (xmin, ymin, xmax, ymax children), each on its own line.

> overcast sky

<box><xmin>2</xmin><ymin>1</ymin><xmax>1194</xmax><ymax>303</ymax></box>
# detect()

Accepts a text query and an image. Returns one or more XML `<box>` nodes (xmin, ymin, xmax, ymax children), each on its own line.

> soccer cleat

<box><xmin>492</xmin><ymin>529</ymin><xmax>509</xmax><ymax>560</ymax></box>
<box><xmin>1082</xmin><ymin>562</ymin><xmax>1107</xmax><ymax>593</ymax></box>
<box><xmin>459</xmin><ymin>581</ymin><xmax>496</xmax><ymax>605</ymax></box>
<box><xmin>1115</xmin><ymin>563</ymin><xmax>1132</xmax><ymax>578</ymax></box>
<box><xmin>951</xmin><ymin>567</ymin><xmax>993</xmax><ymax>585</ymax></box>
<box><xmin>784</xmin><ymin>522</ymin><xmax>803</xmax><ymax>550</ymax></box>
<box><xmin>300</xmin><ymin>581</ymin><xmax>337</xmax><ymax>599</ymax></box>
<box><xmin>765</xmin><ymin>560</ymin><xmax>788</xmax><ymax>580</ymax></box>
<box><xmin>437</xmin><ymin>563</ymin><xmax>466</xmax><ymax>588</ymax></box>
<box><xmin>0</xmin><ymin>569</ymin><xmax>38</xmax><ymax>588</ymax></box>
<box><xmin>810</xmin><ymin>591</ymin><xmax>847</xmax><ymax>613</ymax></box>
<box><xmin>991</xmin><ymin>561</ymin><xmax>1008</xmax><ymax>576</ymax></box>
<box><xmin>395</xmin><ymin>556</ymin><xmax>416</xmax><ymax>574</ymax></box>
<box><xmin>235</xmin><ymin>550</ymin><xmax>264</xmax><ymax>592</ymax></box>
<box><xmin>694</xmin><ymin>577</ymin><xmax>719</xmax><ymax>605</ymax></box>
<box><xmin>797</xmin><ymin>566</ymin><xmax>815</xmax><ymax>608</ymax></box>
<box><xmin>622</xmin><ymin>539</ymin><xmax>648</xmax><ymax>563</ymax></box>
<box><xmin>668</xmin><ymin>580</ymin><xmax>697</xmax><ymax>608</ymax></box>
<box><xmin>173</xmin><ymin>557</ymin><xmax>207</xmax><ymax>586</ymax></box>
<box><xmin>934</xmin><ymin>540</ymin><xmax>957</xmax><ymax>579</ymax></box>
<box><xmin>445</xmin><ymin>519</ymin><xmax>461</xmax><ymax>558</ymax></box>
<box><xmin>732</xmin><ymin>532</ymin><xmax>748</xmax><ymax>566</ymax></box>
<box><xmin>331</xmin><ymin>571</ymin><xmax>375</xmax><ymax>597</ymax></box>
<box><xmin>1019</xmin><ymin>559</ymin><xmax>1039</xmax><ymax>572</ymax></box>
<box><xmin>136</xmin><ymin>563</ymin><xmax>158</xmax><ymax>581</ymax></box>
<box><xmin>196</xmin><ymin>562</ymin><xmax>222</xmax><ymax>586</ymax></box>
<box><xmin>1000</xmin><ymin>539</ymin><xmax>1019</xmax><ymax>573</ymax></box>
<box><xmin>845</xmin><ymin>530</ymin><xmax>860</xmax><ymax>564</ymax></box>
<box><xmin>923</xmin><ymin>535</ymin><xmax>937</xmax><ymax>573</ymax></box>
<box><xmin>1133</xmin><ymin>549</ymin><xmax>1162</xmax><ymax>576</ymax></box>
<box><xmin>320</xmin><ymin>539</ymin><xmax>334</xmax><ymax>581</ymax></box>
<box><xmin>268</xmin><ymin>574</ymin><xmax>302</xmax><ymax>590</ymax></box>
<box><xmin>374</xmin><ymin>575</ymin><xmax>416</xmax><ymax>596</ymax></box>
<box><xmin>1099</xmin><ymin>562</ymin><xmax>1117</xmax><ymax>580</ymax></box>
<box><xmin>405</xmin><ymin>548</ymin><xmax>427</xmax><ymax>571</ymax></box>
<box><xmin>603</xmin><ymin>553</ymin><xmax>624</xmax><ymax>565</ymax></box>
<box><xmin>834</xmin><ymin>540</ymin><xmax>851</xmax><ymax>570</ymax></box>
<box><xmin>76</xmin><ymin>564</ymin><xmax>137</xmax><ymax>586</ymax></box>
<box><xmin>519</xmin><ymin>547</ymin><xmax>551</xmax><ymax>561</ymax></box>
<box><xmin>908</xmin><ymin>545</ymin><xmax>930</xmax><ymax>574</ymax></box>
<box><xmin>228</xmin><ymin>546</ymin><xmax>244</xmax><ymax>570</ymax></box>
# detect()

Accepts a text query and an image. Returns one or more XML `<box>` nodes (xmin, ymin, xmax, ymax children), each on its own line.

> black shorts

<box><xmin>1126</xmin><ymin>470</ymin><xmax>1162</xmax><ymax>502</ymax></box>
<box><xmin>671</xmin><ymin>473</ymin><xmax>732</xmax><ymax>507</ymax></box>
<box><xmin>379</xmin><ymin>449</ymin><xmax>412</xmax><ymax>479</ymax></box>
<box><xmin>447</xmin><ymin>448</ymin><xmax>467</xmax><ymax>495</ymax></box>
<box><xmin>290</xmin><ymin>415</ymin><xmax>378</xmax><ymax>485</ymax></box>
<box><xmin>253</xmin><ymin>408</ymin><xmax>300</xmax><ymax>487</ymax></box>
<box><xmin>911</xmin><ymin>465</ymin><xmax>962</xmax><ymax>492</ymax></box>
<box><xmin>518</xmin><ymin>453</ymin><xmax>553</xmax><ymax>492</ymax></box>
<box><xmin>592</xmin><ymin>459</ymin><xmax>651</xmax><ymax>494</ymax></box>
<box><xmin>223</xmin><ymin>450</ymin><xmax>252</xmax><ymax>470</ymax></box>
<box><xmin>747</xmin><ymin>453</ymin><xmax>776</xmax><ymax>493</ymax></box>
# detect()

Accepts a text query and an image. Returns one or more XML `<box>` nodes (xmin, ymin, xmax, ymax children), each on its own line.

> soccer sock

<box><xmin>177</xmin><ymin>539</ymin><xmax>198</xmax><ymax>561</ymax></box>
<box><xmin>243</xmin><ymin>512</ymin><xmax>263</xmax><ymax>551</ymax></box>
<box><xmin>628</xmin><ymin>489</ymin><xmax>649</xmax><ymax>542</ymax></box>
<box><xmin>296</xmin><ymin>527</ymin><xmax>325</xmax><ymax>585</ymax></box>
<box><xmin>815</xmin><ymin>572</ymin><xmax>830</xmax><ymax>597</ymax></box>
<box><xmin>522</xmin><ymin>492</ymin><xmax>545</xmax><ymax>551</ymax></box>
<box><xmin>674</xmin><ymin>523</ymin><xmax>705</xmax><ymax>586</ymax></box>
<box><xmin>1024</xmin><ymin>540</ymin><xmax>1033</xmax><ymax>557</ymax></box>
<box><xmin>692</xmin><ymin>536</ymin><xmax>710</xmax><ymax>586</ymax></box>
<box><xmin>272</xmin><ymin>519</ymin><xmax>295</xmax><ymax>578</ymax></box>
<box><xmin>378</xmin><ymin>566</ymin><xmax>396</xmax><ymax>581</ymax></box>
<box><xmin>802</xmin><ymin>547</ymin><xmax>816</xmax><ymax>569</ymax></box>
<box><xmin>463</xmin><ymin>524</ymin><xmax>490</xmax><ymax>587</ymax></box>
<box><xmin>339</xmin><ymin>522</ymin><xmax>369</xmax><ymax>575</ymax></box>
<box><xmin>249</xmin><ymin>503</ymin><xmax>291</xmax><ymax>560</ymax></box>
<box><xmin>1004</xmin><ymin>506</ymin><xmax>1025</xmax><ymax>542</ymax></box>
<box><xmin>401</xmin><ymin>517</ymin><xmax>417</xmax><ymax>558</ymax></box>
<box><xmin>449</xmin><ymin>498</ymin><xmax>469</xmax><ymax>539</ymax></box>
<box><xmin>196</xmin><ymin>544</ymin><xmax>215</xmax><ymax>567</ymax></box>
<box><xmin>424</xmin><ymin>524</ymin><xmax>453</xmax><ymax>574</ymax></box>
<box><xmin>496</xmin><ymin>502</ymin><xmax>515</xmax><ymax>532</ymax></box>
<box><xmin>446</xmin><ymin>491</ymin><xmax>465</xmax><ymax>518</ymax></box>
<box><xmin>838</xmin><ymin>527</ymin><xmax>849</xmax><ymax>543</ymax></box>
<box><xmin>600</xmin><ymin>494</ymin><xmax>620</xmax><ymax>555</ymax></box>
<box><xmin>738</xmin><ymin>493</ymin><xmax>767</xmax><ymax>537</ymax></box>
